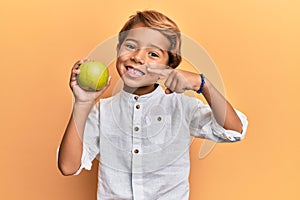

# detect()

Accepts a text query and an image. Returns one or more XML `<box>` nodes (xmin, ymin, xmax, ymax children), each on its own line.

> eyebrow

<box><xmin>124</xmin><ymin>38</ymin><xmax>166</xmax><ymax>54</ymax></box>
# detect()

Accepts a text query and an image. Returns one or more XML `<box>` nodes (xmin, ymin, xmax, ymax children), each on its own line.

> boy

<box><xmin>58</xmin><ymin>10</ymin><xmax>248</xmax><ymax>200</ymax></box>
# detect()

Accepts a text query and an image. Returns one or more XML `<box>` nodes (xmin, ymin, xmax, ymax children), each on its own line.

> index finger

<box><xmin>146</xmin><ymin>66</ymin><xmax>173</xmax><ymax>78</ymax></box>
<box><xmin>73</xmin><ymin>58</ymin><xmax>91</xmax><ymax>69</ymax></box>
<box><xmin>70</xmin><ymin>59</ymin><xmax>90</xmax><ymax>81</ymax></box>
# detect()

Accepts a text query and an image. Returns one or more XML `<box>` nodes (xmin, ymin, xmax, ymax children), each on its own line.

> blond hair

<box><xmin>118</xmin><ymin>10</ymin><xmax>182</xmax><ymax>68</ymax></box>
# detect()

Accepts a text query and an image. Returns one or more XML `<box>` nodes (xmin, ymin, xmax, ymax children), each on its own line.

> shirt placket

<box><xmin>131</xmin><ymin>96</ymin><xmax>144</xmax><ymax>200</ymax></box>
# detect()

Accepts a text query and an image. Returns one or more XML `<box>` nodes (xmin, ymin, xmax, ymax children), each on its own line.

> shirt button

<box><xmin>136</xmin><ymin>104</ymin><xmax>140</xmax><ymax>109</ymax></box>
<box><xmin>134</xmin><ymin>127</ymin><xmax>139</xmax><ymax>131</ymax></box>
<box><xmin>157</xmin><ymin>116</ymin><xmax>162</xmax><ymax>121</ymax></box>
<box><xmin>134</xmin><ymin>96</ymin><xmax>139</xmax><ymax>100</ymax></box>
<box><xmin>134</xmin><ymin>149</ymin><xmax>139</xmax><ymax>154</ymax></box>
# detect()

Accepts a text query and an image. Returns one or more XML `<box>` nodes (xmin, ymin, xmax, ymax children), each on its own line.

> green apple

<box><xmin>77</xmin><ymin>61</ymin><xmax>109</xmax><ymax>91</ymax></box>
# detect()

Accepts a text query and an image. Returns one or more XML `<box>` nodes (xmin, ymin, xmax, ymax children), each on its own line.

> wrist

<box><xmin>73</xmin><ymin>100</ymin><xmax>94</xmax><ymax>111</ymax></box>
<box><xmin>72</xmin><ymin>101</ymin><xmax>94</xmax><ymax>123</ymax></box>
<box><xmin>195</xmin><ymin>74</ymin><xmax>205</xmax><ymax>94</ymax></box>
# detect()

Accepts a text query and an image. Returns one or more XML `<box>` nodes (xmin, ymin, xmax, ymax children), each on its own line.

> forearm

<box><xmin>146</xmin><ymin>66</ymin><xmax>243</xmax><ymax>133</ymax></box>
<box><xmin>58</xmin><ymin>102</ymin><xmax>94</xmax><ymax>175</ymax></box>
<box><xmin>201</xmin><ymin>78</ymin><xmax>243</xmax><ymax>133</ymax></box>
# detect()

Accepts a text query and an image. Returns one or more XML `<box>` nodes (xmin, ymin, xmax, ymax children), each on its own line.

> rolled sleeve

<box><xmin>73</xmin><ymin>147</ymin><xmax>94</xmax><ymax>175</ymax></box>
<box><xmin>210</xmin><ymin>109</ymin><xmax>248</xmax><ymax>142</ymax></box>
<box><xmin>190</xmin><ymin>99</ymin><xmax>248</xmax><ymax>142</ymax></box>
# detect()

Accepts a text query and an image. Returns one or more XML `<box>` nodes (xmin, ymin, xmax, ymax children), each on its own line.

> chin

<box><xmin>122</xmin><ymin>79</ymin><xmax>144</xmax><ymax>88</ymax></box>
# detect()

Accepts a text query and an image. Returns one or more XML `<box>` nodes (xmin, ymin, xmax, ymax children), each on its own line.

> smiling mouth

<box><xmin>125</xmin><ymin>66</ymin><xmax>145</xmax><ymax>77</ymax></box>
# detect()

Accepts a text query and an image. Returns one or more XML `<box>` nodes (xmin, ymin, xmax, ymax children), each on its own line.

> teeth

<box><xmin>127</xmin><ymin>67</ymin><xmax>144</xmax><ymax>76</ymax></box>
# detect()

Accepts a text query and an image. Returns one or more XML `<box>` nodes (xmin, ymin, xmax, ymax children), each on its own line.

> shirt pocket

<box><xmin>145</xmin><ymin>114</ymin><xmax>172</xmax><ymax>145</ymax></box>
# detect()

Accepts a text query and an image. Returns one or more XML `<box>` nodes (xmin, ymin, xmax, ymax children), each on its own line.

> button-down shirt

<box><xmin>75</xmin><ymin>85</ymin><xmax>248</xmax><ymax>200</ymax></box>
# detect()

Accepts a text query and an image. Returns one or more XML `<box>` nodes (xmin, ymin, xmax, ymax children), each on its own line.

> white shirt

<box><xmin>75</xmin><ymin>85</ymin><xmax>248</xmax><ymax>200</ymax></box>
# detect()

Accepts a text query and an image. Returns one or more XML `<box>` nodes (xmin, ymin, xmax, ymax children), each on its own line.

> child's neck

<box><xmin>123</xmin><ymin>84</ymin><xmax>157</xmax><ymax>96</ymax></box>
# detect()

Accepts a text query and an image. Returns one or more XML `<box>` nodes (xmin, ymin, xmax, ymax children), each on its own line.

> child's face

<box><xmin>116</xmin><ymin>23</ymin><xmax>170</xmax><ymax>94</ymax></box>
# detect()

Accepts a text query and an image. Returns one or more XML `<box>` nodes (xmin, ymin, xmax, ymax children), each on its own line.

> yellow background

<box><xmin>1</xmin><ymin>0</ymin><xmax>299</xmax><ymax>199</ymax></box>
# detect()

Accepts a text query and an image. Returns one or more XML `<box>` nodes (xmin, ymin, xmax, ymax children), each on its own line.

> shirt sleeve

<box><xmin>189</xmin><ymin>98</ymin><xmax>248</xmax><ymax>142</ymax></box>
<box><xmin>74</xmin><ymin>102</ymin><xmax>100</xmax><ymax>175</ymax></box>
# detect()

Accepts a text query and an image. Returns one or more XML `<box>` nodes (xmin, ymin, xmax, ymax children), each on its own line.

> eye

<box><xmin>125</xmin><ymin>43</ymin><xmax>136</xmax><ymax>50</ymax></box>
<box><xmin>149</xmin><ymin>52</ymin><xmax>159</xmax><ymax>58</ymax></box>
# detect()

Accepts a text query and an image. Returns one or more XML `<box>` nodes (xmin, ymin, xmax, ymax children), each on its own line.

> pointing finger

<box><xmin>146</xmin><ymin>67</ymin><xmax>173</xmax><ymax>78</ymax></box>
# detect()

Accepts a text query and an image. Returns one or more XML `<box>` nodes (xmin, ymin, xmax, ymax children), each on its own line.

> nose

<box><xmin>130</xmin><ymin>49</ymin><xmax>145</xmax><ymax>65</ymax></box>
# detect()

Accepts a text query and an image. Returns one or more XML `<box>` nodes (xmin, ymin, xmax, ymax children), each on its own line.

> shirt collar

<box><xmin>120</xmin><ymin>84</ymin><xmax>164</xmax><ymax>103</ymax></box>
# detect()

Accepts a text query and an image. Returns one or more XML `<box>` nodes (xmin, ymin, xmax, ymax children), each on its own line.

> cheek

<box><xmin>116</xmin><ymin>60</ymin><xmax>124</xmax><ymax>75</ymax></box>
<box><xmin>118</xmin><ymin>47</ymin><xmax>131</xmax><ymax>58</ymax></box>
<box><xmin>164</xmin><ymin>54</ymin><xmax>170</xmax><ymax>66</ymax></box>
<box><xmin>148</xmin><ymin>73</ymin><xmax>160</xmax><ymax>80</ymax></box>
<box><xmin>155</xmin><ymin>54</ymin><xmax>169</xmax><ymax>67</ymax></box>
<box><xmin>116</xmin><ymin>53</ymin><xmax>128</xmax><ymax>68</ymax></box>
